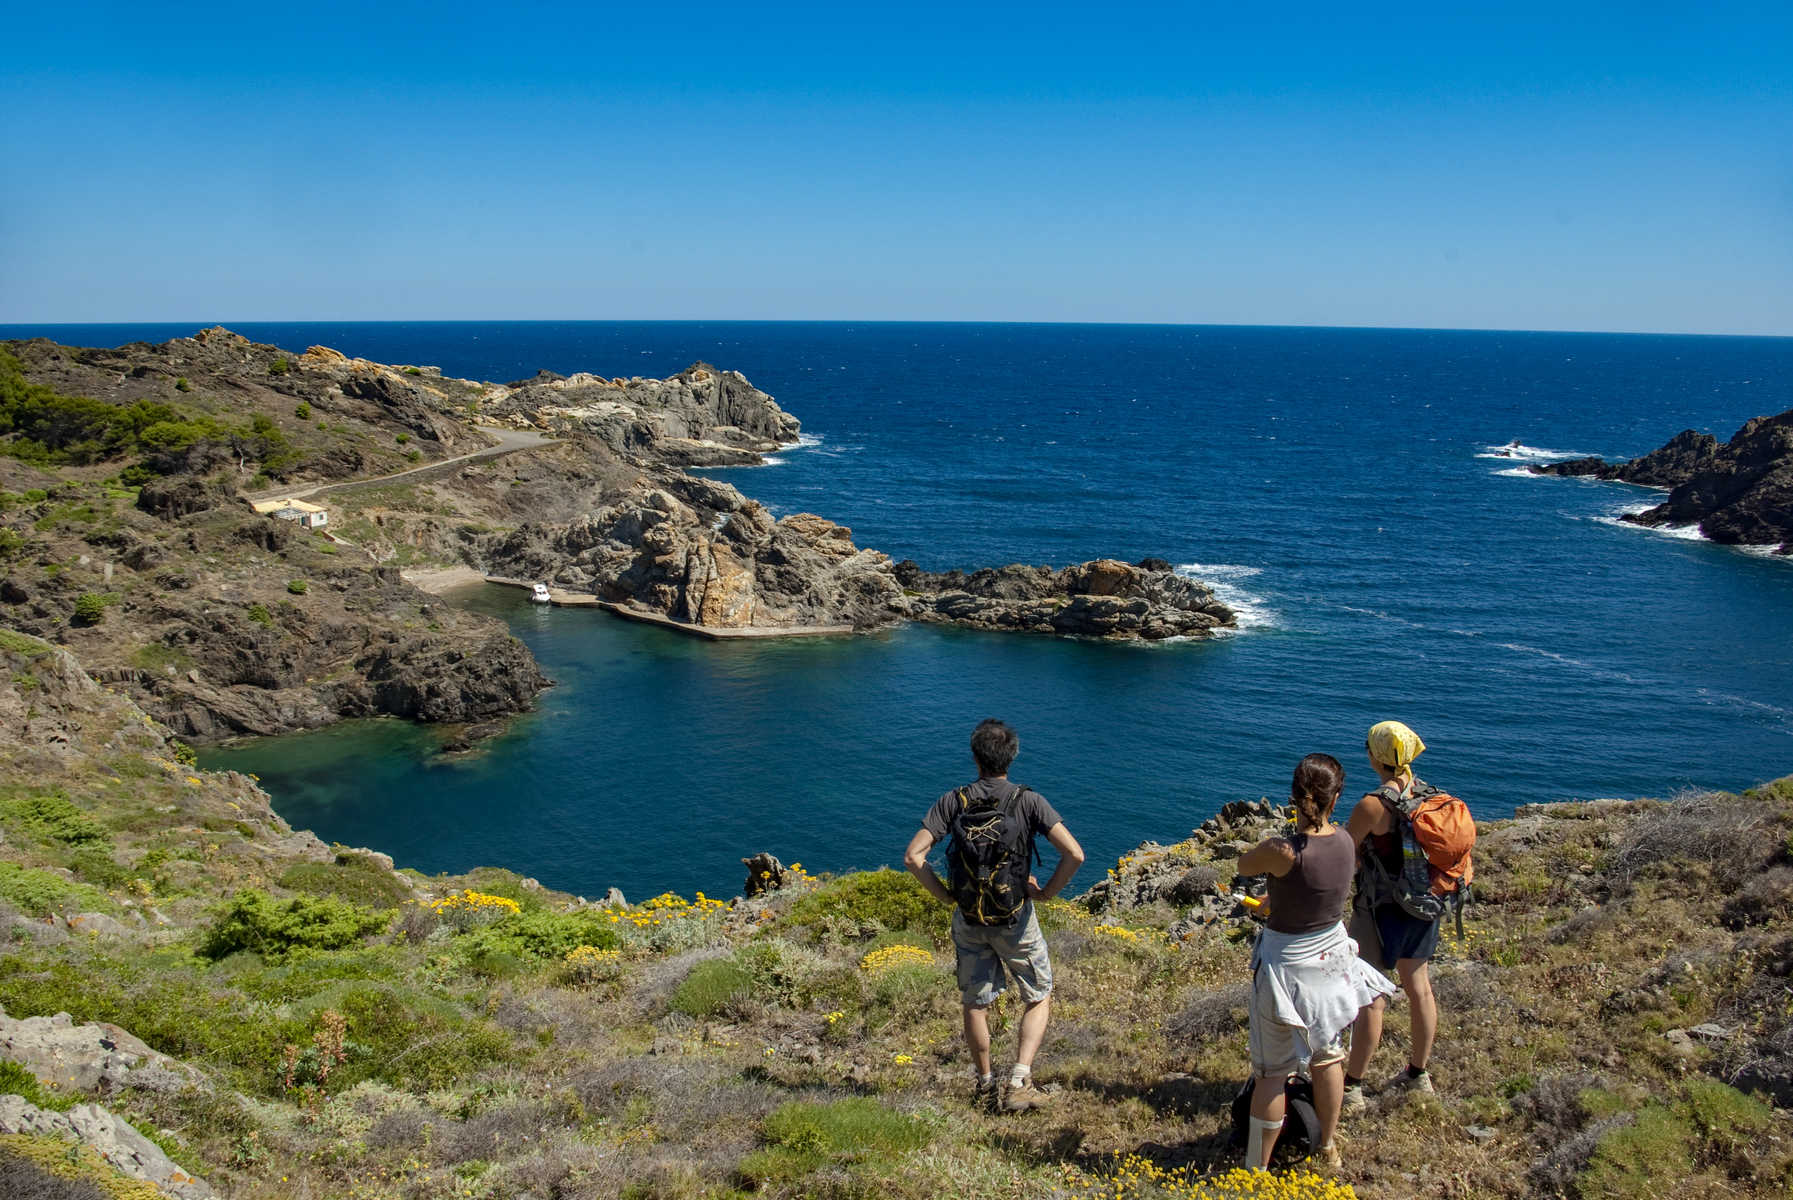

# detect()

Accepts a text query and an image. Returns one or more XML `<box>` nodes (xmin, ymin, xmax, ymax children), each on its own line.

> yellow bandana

<box><xmin>1367</xmin><ymin>720</ymin><xmax>1426</xmax><ymax>775</ymax></box>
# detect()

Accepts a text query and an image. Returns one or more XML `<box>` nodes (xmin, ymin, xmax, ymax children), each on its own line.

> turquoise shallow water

<box><xmin>7</xmin><ymin>321</ymin><xmax>1790</xmax><ymax>900</ymax></box>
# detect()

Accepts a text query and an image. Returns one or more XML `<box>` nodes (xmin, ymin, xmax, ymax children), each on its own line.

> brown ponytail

<box><xmin>1291</xmin><ymin>753</ymin><xmax>1345</xmax><ymax>831</ymax></box>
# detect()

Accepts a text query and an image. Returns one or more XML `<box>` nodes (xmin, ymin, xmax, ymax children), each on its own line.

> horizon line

<box><xmin>2</xmin><ymin>317</ymin><xmax>1790</xmax><ymax>341</ymax></box>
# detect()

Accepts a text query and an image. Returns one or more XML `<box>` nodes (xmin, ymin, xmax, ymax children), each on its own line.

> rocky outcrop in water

<box><xmin>479</xmin><ymin>363</ymin><xmax>802</xmax><ymax>466</ymax></box>
<box><xmin>896</xmin><ymin>558</ymin><xmax>1235</xmax><ymax>639</ymax></box>
<box><xmin>484</xmin><ymin>476</ymin><xmax>1238</xmax><ymax>639</ymax></box>
<box><xmin>1532</xmin><ymin>410</ymin><xmax>1793</xmax><ymax>552</ymax></box>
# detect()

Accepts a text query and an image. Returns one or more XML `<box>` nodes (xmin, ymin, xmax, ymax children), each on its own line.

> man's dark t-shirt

<box><xmin>922</xmin><ymin>778</ymin><xmax>1063</xmax><ymax>847</ymax></box>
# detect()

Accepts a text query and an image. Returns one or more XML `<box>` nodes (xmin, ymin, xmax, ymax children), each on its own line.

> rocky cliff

<box><xmin>1533</xmin><ymin>409</ymin><xmax>1793</xmax><ymax>552</ymax></box>
<box><xmin>0</xmin><ymin>470</ymin><xmax>546</xmax><ymax>743</ymax></box>
<box><xmin>478</xmin><ymin>362</ymin><xmax>802</xmax><ymax>466</ymax></box>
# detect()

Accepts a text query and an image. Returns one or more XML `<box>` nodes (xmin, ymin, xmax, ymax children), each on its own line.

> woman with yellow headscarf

<box><xmin>1341</xmin><ymin>719</ymin><xmax>1440</xmax><ymax>1113</ymax></box>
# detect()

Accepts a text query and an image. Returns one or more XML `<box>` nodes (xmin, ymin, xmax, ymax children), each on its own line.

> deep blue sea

<box><xmin>7</xmin><ymin>322</ymin><xmax>1791</xmax><ymax>901</ymax></box>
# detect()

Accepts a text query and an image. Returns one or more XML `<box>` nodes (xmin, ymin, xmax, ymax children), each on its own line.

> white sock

<box><xmin>975</xmin><ymin>1071</ymin><xmax>995</xmax><ymax>1088</ymax></box>
<box><xmin>1009</xmin><ymin>1064</ymin><xmax>1031</xmax><ymax>1088</ymax></box>
<box><xmin>1245</xmin><ymin>1116</ymin><xmax>1283</xmax><ymax>1169</ymax></box>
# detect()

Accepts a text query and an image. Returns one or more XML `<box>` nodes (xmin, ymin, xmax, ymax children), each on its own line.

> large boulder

<box><xmin>0</xmin><ymin>1094</ymin><xmax>215</xmax><ymax>1198</ymax></box>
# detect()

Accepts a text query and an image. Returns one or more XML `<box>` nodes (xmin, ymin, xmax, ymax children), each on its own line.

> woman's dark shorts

<box><xmin>1371</xmin><ymin>903</ymin><xmax>1440</xmax><ymax>970</ymax></box>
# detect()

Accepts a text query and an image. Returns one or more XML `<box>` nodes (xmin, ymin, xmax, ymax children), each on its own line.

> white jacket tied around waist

<box><xmin>1249</xmin><ymin>921</ymin><xmax>1397</xmax><ymax>1076</ymax></box>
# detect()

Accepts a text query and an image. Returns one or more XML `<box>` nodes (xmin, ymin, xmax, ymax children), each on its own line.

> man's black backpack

<box><xmin>945</xmin><ymin>785</ymin><xmax>1039</xmax><ymax>926</ymax></box>
<box><xmin>1228</xmin><ymin>1075</ymin><xmax>1321</xmax><ymax>1162</ymax></box>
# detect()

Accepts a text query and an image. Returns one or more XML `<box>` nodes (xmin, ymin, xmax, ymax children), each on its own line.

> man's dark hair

<box><xmin>970</xmin><ymin>719</ymin><xmax>1019</xmax><ymax>776</ymax></box>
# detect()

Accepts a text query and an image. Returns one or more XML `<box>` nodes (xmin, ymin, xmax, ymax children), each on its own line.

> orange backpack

<box><xmin>1402</xmin><ymin>786</ymin><xmax>1476</xmax><ymax>894</ymax></box>
<box><xmin>1365</xmin><ymin>781</ymin><xmax>1476</xmax><ymax>928</ymax></box>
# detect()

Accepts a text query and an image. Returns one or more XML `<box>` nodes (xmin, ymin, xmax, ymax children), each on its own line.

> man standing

<box><xmin>903</xmin><ymin>718</ymin><xmax>1085</xmax><ymax>1113</ymax></box>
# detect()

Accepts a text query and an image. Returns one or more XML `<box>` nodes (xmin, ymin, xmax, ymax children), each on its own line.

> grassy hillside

<box><xmin>3</xmin><ymin>631</ymin><xmax>1793</xmax><ymax>1198</ymax></box>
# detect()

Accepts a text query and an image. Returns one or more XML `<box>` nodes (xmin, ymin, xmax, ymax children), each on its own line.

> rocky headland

<box><xmin>1</xmin><ymin>330</ymin><xmax>1235</xmax><ymax>747</ymax></box>
<box><xmin>1532</xmin><ymin>409</ymin><xmax>1793</xmax><ymax>553</ymax></box>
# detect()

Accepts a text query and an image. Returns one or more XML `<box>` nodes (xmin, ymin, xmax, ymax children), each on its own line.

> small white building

<box><xmin>252</xmin><ymin>498</ymin><xmax>329</xmax><ymax>529</ymax></box>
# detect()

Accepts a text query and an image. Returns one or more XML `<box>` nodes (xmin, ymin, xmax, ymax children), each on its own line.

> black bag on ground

<box><xmin>945</xmin><ymin>785</ymin><xmax>1038</xmax><ymax>926</ymax></box>
<box><xmin>1228</xmin><ymin>1075</ymin><xmax>1320</xmax><ymax>1162</ymax></box>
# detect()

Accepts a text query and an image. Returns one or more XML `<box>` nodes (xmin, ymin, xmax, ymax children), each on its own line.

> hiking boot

<box><xmin>1315</xmin><ymin>1141</ymin><xmax>1342</xmax><ymax>1169</ymax></box>
<box><xmin>1384</xmin><ymin>1067</ymin><xmax>1435</xmax><ymax>1097</ymax></box>
<box><xmin>1001</xmin><ymin>1079</ymin><xmax>1054</xmax><ymax>1112</ymax></box>
<box><xmin>1339</xmin><ymin>1083</ymin><xmax>1367</xmax><ymax>1117</ymax></box>
<box><xmin>972</xmin><ymin>1077</ymin><xmax>1000</xmax><ymax>1113</ymax></box>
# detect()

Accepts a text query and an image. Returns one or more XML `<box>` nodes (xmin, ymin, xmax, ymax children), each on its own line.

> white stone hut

<box><xmin>252</xmin><ymin>497</ymin><xmax>329</xmax><ymax>529</ymax></box>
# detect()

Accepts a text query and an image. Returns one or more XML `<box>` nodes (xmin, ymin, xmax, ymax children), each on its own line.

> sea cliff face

<box><xmin>1533</xmin><ymin>409</ymin><xmax>1793</xmax><ymax>552</ymax></box>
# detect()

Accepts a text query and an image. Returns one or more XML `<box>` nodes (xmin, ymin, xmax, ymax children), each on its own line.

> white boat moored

<box><xmin>530</xmin><ymin>583</ymin><xmax>553</xmax><ymax>604</ymax></box>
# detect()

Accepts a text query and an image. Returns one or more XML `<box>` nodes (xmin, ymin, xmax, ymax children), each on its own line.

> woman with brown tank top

<box><xmin>1236</xmin><ymin>753</ymin><xmax>1397</xmax><ymax>1170</ymax></box>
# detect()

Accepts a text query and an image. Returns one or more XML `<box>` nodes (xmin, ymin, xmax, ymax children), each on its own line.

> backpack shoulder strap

<box><xmin>1002</xmin><ymin>782</ymin><xmax>1044</xmax><ymax>871</ymax></box>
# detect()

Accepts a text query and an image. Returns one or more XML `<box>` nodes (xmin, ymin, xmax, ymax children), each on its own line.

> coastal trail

<box><xmin>245</xmin><ymin>426</ymin><xmax>558</xmax><ymax>503</ymax></box>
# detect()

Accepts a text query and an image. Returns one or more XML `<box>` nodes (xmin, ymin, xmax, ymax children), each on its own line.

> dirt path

<box><xmin>246</xmin><ymin>427</ymin><xmax>558</xmax><ymax>502</ymax></box>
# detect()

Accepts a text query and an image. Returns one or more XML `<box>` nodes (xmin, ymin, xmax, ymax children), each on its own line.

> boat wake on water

<box><xmin>1311</xmin><ymin>601</ymin><xmax>1793</xmax><ymax>729</ymax></box>
<box><xmin>1476</xmin><ymin>440</ymin><xmax>1599</xmax><ymax>463</ymax></box>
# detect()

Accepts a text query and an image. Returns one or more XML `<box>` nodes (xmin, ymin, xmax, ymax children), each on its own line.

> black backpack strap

<box><xmin>1007</xmin><ymin>782</ymin><xmax>1044</xmax><ymax>874</ymax></box>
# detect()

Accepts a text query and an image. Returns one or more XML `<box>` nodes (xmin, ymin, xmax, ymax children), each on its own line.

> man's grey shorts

<box><xmin>951</xmin><ymin>902</ymin><xmax>1053</xmax><ymax>1007</ymax></box>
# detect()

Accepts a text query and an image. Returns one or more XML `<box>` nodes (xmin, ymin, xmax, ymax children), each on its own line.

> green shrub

<box><xmin>406</xmin><ymin>449</ymin><xmax>421</xmax><ymax>462</ymax></box>
<box><xmin>286</xmin><ymin>579</ymin><xmax>308</xmax><ymax>595</ymax></box>
<box><xmin>1681</xmin><ymin>1076</ymin><xmax>1772</xmax><ymax>1159</ymax></box>
<box><xmin>784</xmin><ymin>868</ymin><xmax>948</xmax><ymax>943</ymax></box>
<box><xmin>402</xmin><ymin>366</ymin><xmax>422</xmax><ymax>376</ymax></box>
<box><xmin>202</xmin><ymin>889</ymin><xmax>390</xmax><ymax>960</ymax></box>
<box><xmin>0</xmin><ymin>528</ymin><xmax>20</xmax><ymax>558</ymax></box>
<box><xmin>71</xmin><ymin>593</ymin><xmax>107</xmax><ymax>625</ymax></box>
<box><xmin>0</xmin><ymin>951</ymin><xmax>305</xmax><ymax>1092</ymax></box>
<box><xmin>0</xmin><ymin>862</ymin><xmax>115</xmax><ymax>917</ymax></box>
<box><xmin>452</xmin><ymin>908</ymin><xmax>621</xmax><ymax>963</ymax></box>
<box><xmin>294</xmin><ymin>401</ymin><xmax>311</xmax><ymax>419</ymax></box>
<box><xmin>868</xmin><ymin>961</ymin><xmax>942</xmax><ymax>1014</ymax></box>
<box><xmin>0</xmin><ymin>1060</ymin><xmax>77</xmax><ymax>1111</ymax></box>
<box><xmin>1</xmin><ymin>790</ymin><xmax>110</xmax><ymax>846</ymax></box>
<box><xmin>734</xmin><ymin>938</ymin><xmax>851</xmax><ymax>1009</ymax></box>
<box><xmin>395</xmin><ymin>432</ymin><xmax>410</xmax><ymax>444</ymax></box>
<box><xmin>267</xmin><ymin>358</ymin><xmax>289</xmax><ymax>376</ymax></box>
<box><xmin>738</xmin><ymin>1098</ymin><xmax>935</xmax><ymax>1187</ymax></box>
<box><xmin>278</xmin><ymin>860</ymin><xmax>411</xmax><ymax>911</ymax></box>
<box><xmin>246</xmin><ymin>603</ymin><xmax>272</xmax><ymax>625</ymax></box>
<box><xmin>174</xmin><ymin>377</ymin><xmax>191</xmax><ymax>393</ymax></box>
<box><xmin>284</xmin><ymin>983</ymin><xmax>518</xmax><ymax>1091</ymax></box>
<box><xmin>670</xmin><ymin>958</ymin><xmax>754</xmax><ymax>1017</ymax></box>
<box><xmin>1580</xmin><ymin>1104</ymin><xmax>1695</xmax><ymax>1198</ymax></box>
<box><xmin>129</xmin><ymin>643</ymin><xmax>196</xmax><ymax>675</ymax></box>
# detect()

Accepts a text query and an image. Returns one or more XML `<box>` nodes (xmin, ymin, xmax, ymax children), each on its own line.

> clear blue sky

<box><xmin>4</xmin><ymin>1</ymin><xmax>1790</xmax><ymax>333</ymax></box>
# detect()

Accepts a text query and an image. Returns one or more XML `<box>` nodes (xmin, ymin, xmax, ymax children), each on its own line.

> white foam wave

<box><xmin>1591</xmin><ymin>505</ymin><xmax>1707</xmax><ymax>542</ymax></box>
<box><xmin>795</xmin><ymin>433</ymin><xmax>824</xmax><ymax>449</ymax></box>
<box><xmin>1494</xmin><ymin>466</ymin><xmax>1542</xmax><ymax>478</ymax></box>
<box><xmin>1174</xmin><ymin>562</ymin><xmax>1276</xmax><ymax>632</ymax></box>
<box><xmin>759</xmin><ymin>455</ymin><xmax>787</xmax><ymax>467</ymax></box>
<box><xmin>1476</xmin><ymin>441</ymin><xmax>1597</xmax><ymax>463</ymax></box>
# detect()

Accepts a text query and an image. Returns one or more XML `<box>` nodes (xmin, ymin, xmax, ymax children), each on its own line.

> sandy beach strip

<box><xmin>402</xmin><ymin>565</ymin><xmax>487</xmax><ymax>594</ymax></box>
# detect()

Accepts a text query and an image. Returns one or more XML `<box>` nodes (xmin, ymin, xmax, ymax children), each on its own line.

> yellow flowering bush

<box><xmin>429</xmin><ymin>889</ymin><xmax>521</xmax><ymax>931</ymax></box>
<box><xmin>859</xmin><ymin>944</ymin><xmax>934</xmax><ymax>973</ymax></box>
<box><xmin>1063</xmin><ymin>1156</ymin><xmax>1357</xmax><ymax>1199</ymax></box>
<box><xmin>606</xmin><ymin>890</ymin><xmax>730</xmax><ymax>952</ymax></box>
<box><xmin>563</xmin><ymin>944</ymin><xmax>623</xmax><ymax>985</ymax></box>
